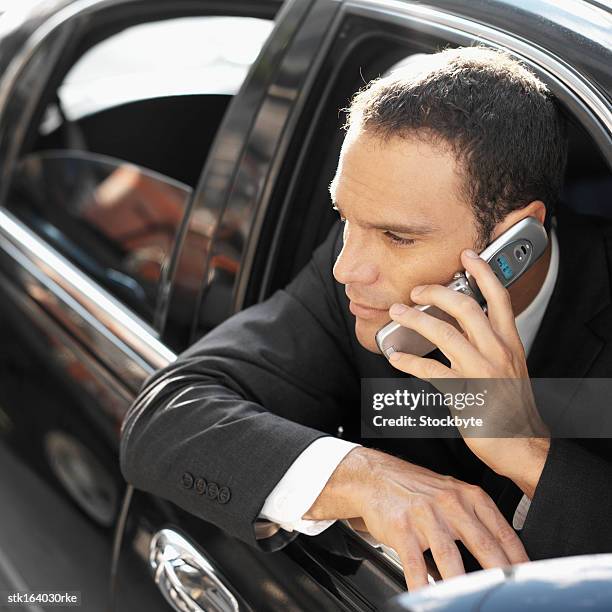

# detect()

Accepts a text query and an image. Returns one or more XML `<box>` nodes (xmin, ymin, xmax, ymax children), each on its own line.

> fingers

<box><xmin>394</xmin><ymin>499</ymin><xmax>518</xmax><ymax>590</ymax></box>
<box><xmin>408</xmin><ymin>284</ymin><xmax>495</xmax><ymax>355</ymax></box>
<box><xmin>388</xmin><ymin>351</ymin><xmax>457</xmax><ymax>379</ymax></box>
<box><xmin>473</xmin><ymin>498</ymin><xmax>529</xmax><ymax>565</ymax></box>
<box><xmin>407</xmin><ymin>503</ymin><xmax>465</xmax><ymax>583</ymax></box>
<box><xmin>388</xmin><ymin>303</ymin><xmax>482</xmax><ymax>366</ymax></box>
<box><xmin>359</xmin><ymin>452</ymin><xmax>526</xmax><ymax>592</ymax></box>
<box><xmin>395</xmin><ymin>530</ymin><xmax>430</xmax><ymax>591</ymax></box>
<box><xmin>426</xmin><ymin>521</ymin><xmax>466</xmax><ymax>580</ymax></box>
<box><xmin>451</xmin><ymin>505</ymin><xmax>511</xmax><ymax>569</ymax></box>
<box><xmin>461</xmin><ymin>249</ymin><xmax>521</xmax><ymax>345</ymax></box>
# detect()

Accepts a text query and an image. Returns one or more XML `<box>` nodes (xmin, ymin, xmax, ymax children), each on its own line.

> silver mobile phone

<box><xmin>375</xmin><ymin>216</ymin><xmax>549</xmax><ymax>359</ymax></box>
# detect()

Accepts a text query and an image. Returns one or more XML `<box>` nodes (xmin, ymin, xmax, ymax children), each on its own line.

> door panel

<box><xmin>0</xmin><ymin>281</ymin><xmax>125</xmax><ymax>611</ymax></box>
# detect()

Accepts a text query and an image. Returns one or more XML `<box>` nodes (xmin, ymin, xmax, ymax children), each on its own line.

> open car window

<box><xmin>35</xmin><ymin>15</ymin><xmax>274</xmax><ymax>188</ymax></box>
<box><xmin>44</xmin><ymin>16</ymin><xmax>273</xmax><ymax>124</ymax></box>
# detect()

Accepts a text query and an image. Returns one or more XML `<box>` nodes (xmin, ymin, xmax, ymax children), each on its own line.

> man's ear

<box><xmin>490</xmin><ymin>200</ymin><xmax>547</xmax><ymax>241</ymax></box>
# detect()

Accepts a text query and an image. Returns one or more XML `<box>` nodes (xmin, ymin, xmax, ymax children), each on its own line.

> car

<box><xmin>0</xmin><ymin>0</ymin><xmax>610</xmax><ymax>610</ymax></box>
<box><xmin>385</xmin><ymin>553</ymin><xmax>612</xmax><ymax>612</ymax></box>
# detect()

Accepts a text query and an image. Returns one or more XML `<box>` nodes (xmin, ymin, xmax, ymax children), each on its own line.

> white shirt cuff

<box><xmin>259</xmin><ymin>437</ymin><xmax>361</xmax><ymax>536</ymax></box>
<box><xmin>512</xmin><ymin>493</ymin><xmax>532</xmax><ymax>530</ymax></box>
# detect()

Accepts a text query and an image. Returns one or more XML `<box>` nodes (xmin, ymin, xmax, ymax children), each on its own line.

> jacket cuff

<box><xmin>521</xmin><ymin>438</ymin><xmax>612</xmax><ymax>559</ymax></box>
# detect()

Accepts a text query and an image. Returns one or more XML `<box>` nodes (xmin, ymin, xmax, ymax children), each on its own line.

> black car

<box><xmin>0</xmin><ymin>0</ymin><xmax>610</xmax><ymax>610</ymax></box>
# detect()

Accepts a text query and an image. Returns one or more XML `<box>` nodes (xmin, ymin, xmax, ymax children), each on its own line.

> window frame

<box><xmin>162</xmin><ymin>0</ymin><xmax>330</xmax><ymax>350</ymax></box>
<box><xmin>252</xmin><ymin>1</ymin><xmax>612</xmax><ymax>312</ymax></box>
<box><xmin>0</xmin><ymin>0</ymin><xmax>283</xmax><ymax>392</ymax></box>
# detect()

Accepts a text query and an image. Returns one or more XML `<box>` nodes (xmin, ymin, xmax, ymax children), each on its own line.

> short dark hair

<box><xmin>344</xmin><ymin>46</ymin><xmax>568</xmax><ymax>247</ymax></box>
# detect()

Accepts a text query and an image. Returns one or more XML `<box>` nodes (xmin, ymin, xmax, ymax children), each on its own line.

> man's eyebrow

<box><xmin>331</xmin><ymin>201</ymin><xmax>438</xmax><ymax>235</ymax></box>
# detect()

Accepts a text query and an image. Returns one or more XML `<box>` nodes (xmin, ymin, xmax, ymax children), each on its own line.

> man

<box><xmin>119</xmin><ymin>46</ymin><xmax>612</xmax><ymax>590</ymax></box>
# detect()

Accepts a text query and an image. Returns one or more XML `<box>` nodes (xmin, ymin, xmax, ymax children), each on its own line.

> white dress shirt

<box><xmin>260</xmin><ymin>226</ymin><xmax>560</xmax><ymax>536</ymax></box>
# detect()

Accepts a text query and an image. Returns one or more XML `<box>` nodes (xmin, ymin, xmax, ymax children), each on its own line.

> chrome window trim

<box><xmin>0</xmin><ymin>208</ymin><xmax>176</xmax><ymax>389</ymax></box>
<box><xmin>0</xmin><ymin>1</ymin><xmax>184</xmax><ymax>390</ymax></box>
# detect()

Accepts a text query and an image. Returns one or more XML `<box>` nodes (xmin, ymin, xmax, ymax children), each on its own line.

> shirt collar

<box><xmin>514</xmin><ymin>224</ymin><xmax>560</xmax><ymax>357</ymax></box>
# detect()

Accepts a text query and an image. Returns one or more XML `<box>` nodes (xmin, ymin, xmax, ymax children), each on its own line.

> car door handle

<box><xmin>149</xmin><ymin>528</ymin><xmax>239</xmax><ymax>612</ymax></box>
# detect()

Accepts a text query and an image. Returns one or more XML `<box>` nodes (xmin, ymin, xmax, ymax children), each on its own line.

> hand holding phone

<box><xmin>375</xmin><ymin>217</ymin><xmax>548</xmax><ymax>359</ymax></box>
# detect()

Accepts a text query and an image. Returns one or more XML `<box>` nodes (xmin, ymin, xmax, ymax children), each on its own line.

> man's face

<box><xmin>330</xmin><ymin>127</ymin><xmax>481</xmax><ymax>353</ymax></box>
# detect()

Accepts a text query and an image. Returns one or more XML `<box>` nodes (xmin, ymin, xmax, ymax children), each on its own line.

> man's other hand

<box><xmin>303</xmin><ymin>446</ymin><xmax>529</xmax><ymax>591</ymax></box>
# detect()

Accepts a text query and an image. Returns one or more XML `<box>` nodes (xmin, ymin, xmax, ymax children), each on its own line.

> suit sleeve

<box><xmin>119</xmin><ymin>221</ymin><xmax>359</xmax><ymax>550</ymax></box>
<box><xmin>520</xmin><ymin>438</ymin><xmax>612</xmax><ymax>558</ymax></box>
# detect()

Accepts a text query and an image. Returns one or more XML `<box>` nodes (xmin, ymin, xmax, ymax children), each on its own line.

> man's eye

<box><xmin>384</xmin><ymin>231</ymin><xmax>416</xmax><ymax>246</ymax></box>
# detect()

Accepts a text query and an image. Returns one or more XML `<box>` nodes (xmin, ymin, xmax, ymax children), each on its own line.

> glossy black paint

<box><xmin>0</xmin><ymin>1</ymin><xmax>610</xmax><ymax>612</ymax></box>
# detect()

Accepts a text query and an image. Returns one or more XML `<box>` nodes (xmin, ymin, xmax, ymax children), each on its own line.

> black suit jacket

<box><xmin>120</xmin><ymin>205</ymin><xmax>612</xmax><ymax>562</ymax></box>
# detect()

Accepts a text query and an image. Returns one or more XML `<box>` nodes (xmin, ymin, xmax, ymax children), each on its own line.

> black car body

<box><xmin>0</xmin><ymin>0</ymin><xmax>610</xmax><ymax>610</ymax></box>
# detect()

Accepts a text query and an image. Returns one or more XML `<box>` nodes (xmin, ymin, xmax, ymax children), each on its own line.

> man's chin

<box><xmin>354</xmin><ymin>318</ymin><xmax>385</xmax><ymax>354</ymax></box>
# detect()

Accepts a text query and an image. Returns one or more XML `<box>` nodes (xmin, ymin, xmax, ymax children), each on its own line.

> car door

<box><xmin>4</xmin><ymin>1</ymin><xmax>604</xmax><ymax>612</ymax></box>
<box><xmin>208</xmin><ymin>0</ymin><xmax>611</xmax><ymax>609</ymax></box>
<box><xmin>0</xmin><ymin>1</ymin><xmax>281</xmax><ymax>611</ymax></box>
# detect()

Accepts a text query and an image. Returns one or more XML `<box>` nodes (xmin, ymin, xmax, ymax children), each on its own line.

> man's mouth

<box><xmin>348</xmin><ymin>300</ymin><xmax>389</xmax><ymax>320</ymax></box>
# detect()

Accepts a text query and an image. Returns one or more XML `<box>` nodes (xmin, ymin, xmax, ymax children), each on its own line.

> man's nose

<box><xmin>332</xmin><ymin>225</ymin><xmax>379</xmax><ymax>286</ymax></box>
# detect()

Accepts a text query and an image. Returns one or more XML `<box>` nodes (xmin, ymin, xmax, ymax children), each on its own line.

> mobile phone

<box><xmin>375</xmin><ymin>216</ymin><xmax>549</xmax><ymax>359</ymax></box>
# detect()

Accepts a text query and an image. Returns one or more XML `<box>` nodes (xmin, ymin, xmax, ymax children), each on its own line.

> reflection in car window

<box><xmin>5</xmin><ymin>150</ymin><xmax>192</xmax><ymax>324</ymax></box>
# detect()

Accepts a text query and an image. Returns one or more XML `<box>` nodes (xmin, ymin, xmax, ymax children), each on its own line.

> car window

<box><xmin>7</xmin><ymin>14</ymin><xmax>274</xmax><ymax>327</ymax></box>
<box><xmin>35</xmin><ymin>15</ymin><xmax>274</xmax><ymax>188</ymax></box>
<box><xmin>43</xmin><ymin>16</ymin><xmax>273</xmax><ymax>123</ymax></box>
<box><xmin>5</xmin><ymin>150</ymin><xmax>191</xmax><ymax>323</ymax></box>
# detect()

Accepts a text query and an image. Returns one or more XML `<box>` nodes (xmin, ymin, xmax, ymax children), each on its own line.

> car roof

<box><xmin>3</xmin><ymin>0</ymin><xmax>610</xmax><ymax>92</ymax></box>
<box><xmin>357</xmin><ymin>0</ymin><xmax>611</xmax><ymax>100</ymax></box>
